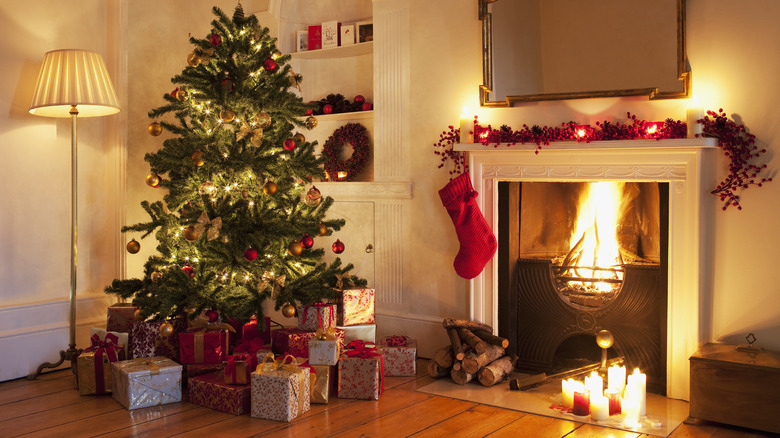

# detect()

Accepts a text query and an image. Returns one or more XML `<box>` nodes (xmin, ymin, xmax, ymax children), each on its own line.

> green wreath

<box><xmin>322</xmin><ymin>122</ymin><xmax>370</xmax><ymax>181</ymax></box>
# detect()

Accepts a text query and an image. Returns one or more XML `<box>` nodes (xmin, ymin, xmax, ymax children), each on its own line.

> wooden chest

<box><xmin>689</xmin><ymin>342</ymin><xmax>780</xmax><ymax>434</ymax></box>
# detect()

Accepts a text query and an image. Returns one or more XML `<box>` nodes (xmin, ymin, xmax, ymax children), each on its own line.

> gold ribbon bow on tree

<box><xmin>236</xmin><ymin>122</ymin><xmax>263</xmax><ymax>147</ymax></box>
<box><xmin>289</xmin><ymin>68</ymin><xmax>301</xmax><ymax>92</ymax></box>
<box><xmin>195</xmin><ymin>211</ymin><xmax>222</xmax><ymax>241</ymax></box>
<box><xmin>258</xmin><ymin>273</ymin><xmax>286</xmax><ymax>299</ymax></box>
<box><xmin>187</xmin><ymin>312</ymin><xmax>237</xmax><ymax>333</ymax></box>
<box><xmin>334</xmin><ymin>272</ymin><xmax>354</xmax><ymax>290</ymax></box>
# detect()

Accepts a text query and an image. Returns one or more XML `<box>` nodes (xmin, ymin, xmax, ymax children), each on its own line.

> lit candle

<box><xmin>459</xmin><ymin>108</ymin><xmax>473</xmax><ymax>143</ymax></box>
<box><xmin>584</xmin><ymin>371</ymin><xmax>603</xmax><ymax>397</ymax></box>
<box><xmin>575</xmin><ymin>124</ymin><xmax>590</xmax><ymax>138</ymax></box>
<box><xmin>645</xmin><ymin>121</ymin><xmax>664</xmax><ymax>136</ymax></box>
<box><xmin>605</xmin><ymin>388</ymin><xmax>621</xmax><ymax>416</ymax></box>
<box><xmin>562</xmin><ymin>378</ymin><xmax>583</xmax><ymax>408</ymax></box>
<box><xmin>336</xmin><ymin>171</ymin><xmax>348</xmax><ymax>180</ymax></box>
<box><xmin>686</xmin><ymin>105</ymin><xmax>704</xmax><ymax>138</ymax></box>
<box><xmin>627</xmin><ymin>368</ymin><xmax>646</xmax><ymax>416</ymax></box>
<box><xmin>572</xmin><ymin>390</ymin><xmax>590</xmax><ymax>416</ymax></box>
<box><xmin>607</xmin><ymin>364</ymin><xmax>626</xmax><ymax>393</ymax></box>
<box><xmin>622</xmin><ymin>391</ymin><xmax>641</xmax><ymax>427</ymax></box>
<box><xmin>590</xmin><ymin>394</ymin><xmax>610</xmax><ymax>421</ymax></box>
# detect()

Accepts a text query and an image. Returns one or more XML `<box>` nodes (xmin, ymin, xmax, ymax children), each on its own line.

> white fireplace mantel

<box><xmin>456</xmin><ymin>138</ymin><xmax>719</xmax><ymax>400</ymax></box>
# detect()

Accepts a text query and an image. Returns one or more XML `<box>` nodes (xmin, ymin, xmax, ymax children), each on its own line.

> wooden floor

<box><xmin>1</xmin><ymin>360</ymin><xmax>774</xmax><ymax>437</ymax></box>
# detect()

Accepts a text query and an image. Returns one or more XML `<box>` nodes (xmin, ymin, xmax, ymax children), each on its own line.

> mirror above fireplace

<box><xmin>479</xmin><ymin>0</ymin><xmax>690</xmax><ymax>107</ymax></box>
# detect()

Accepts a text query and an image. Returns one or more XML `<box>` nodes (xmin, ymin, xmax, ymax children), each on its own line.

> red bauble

<box><xmin>354</xmin><ymin>95</ymin><xmax>365</xmax><ymax>104</ymax></box>
<box><xmin>283</xmin><ymin>138</ymin><xmax>296</xmax><ymax>151</ymax></box>
<box><xmin>361</xmin><ymin>102</ymin><xmax>373</xmax><ymax>111</ymax></box>
<box><xmin>205</xmin><ymin>310</ymin><xmax>219</xmax><ymax>323</ymax></box>
<box><xmin>244</xmin><ymin>247</ymin><xmax>258</xmax><ymax>261</ymax></box>
<box><xmin>323</xmin><ymin>104</ymin><xmax>334</xmax><ymax>114</ymax></box>
<box><xmin>300</xmin><ymin>233</ymin><xmax>314</xmax><ymax>249</ymax></box>
<box><xmin>332</xmin><ymin>239</ymin><xmax>345</xmax><ymax>254</ymax></box>
<box><xmin>306</xmin><ymin>108</ymin><xmax>313</xmax><ymax>116</ymax></box>
<box><xmin>182</xmin><ymin>264</ymin><xmax>195</xmax><ymax>278</ymax></box>
<box><xmin>263</xmin><ymin>58</ymin><xmax>277</xmax><ymax>72</ymax></box>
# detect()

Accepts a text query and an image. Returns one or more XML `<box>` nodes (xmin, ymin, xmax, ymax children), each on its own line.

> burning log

<box><xmin>442</xmin><ymin>318</ymin><xmax>493</xmax><ymax>333</ymax></box>
<box><xmin>461</xmin><ymin>344</ymin><xmax>505</xmax><ymax>375</ymax></box>
<box><xmin>477</xmin><ymin>356</ymin><xmax>515</xmax><ymax>387</ymax></box>
<box><xmin>473</xmin><ymin>330</ymin><xmax>510</xmax><ymax>349</ymax></box>
<box><xmin>457</xmin><ymin>328</ymin><xmax>488</xmax><ymax>355</ymax></box>
<box><xmin>427</xmin><ymin>360</ymin><xmax>450</xmax><ymax>378</ymax></box>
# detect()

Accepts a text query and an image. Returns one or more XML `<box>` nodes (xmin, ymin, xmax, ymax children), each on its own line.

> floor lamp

<box><xmin>27</xmin><ymin>49</ymin><xmax>120</xmax><ymax>380</ymax></box>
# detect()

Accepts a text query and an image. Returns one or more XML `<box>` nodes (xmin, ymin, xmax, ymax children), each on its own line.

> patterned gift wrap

<box><xmin>251</xmin><ymin>355</ymin><xmax>311</xmax><ymax>422</ymax></box>
<box><xmin>77</xmin><ymin>332</ymin><xmax>125</xmax><ymax>395</ymax></box>
<box><xmin>242</xmin><ymin>317</ymin><xmax>272</xmax><ymax>345</ymax></box>
<box><xmin>378</xmin><ymin>336</ymin><xmax>417</xmax><ymax>377</ymax></box>
<box><xmin>189</xmin><ymin>372</ymin><xmax>251</xmax><ymax>415</ymax></box>
<box><xmin>307</xmin><ymin>331</ymin><xmax>340</xmax><ymax>366</ymax></box>
<box><xmin>111</xmin><ymin>356</ymin><xmax>182</xmax><ymax>410</ymax></box>
<box><xmin>338</xmin><ymin>324</ymin><xmax>376</xmax><ymax>344</ymax></box>
<box><xmin>337</xmin><ymin>341</ymin><xmax>384</xmax><ymax>400</ymax></box>
<box><xmin>271</xmin><ymin>327</ymin><xmax>345</xmax><ymax>358</ymax></box>
<box><xmin>179</xmin><ymin>329</ymin><xmax>232</xmax><ymax>364</ymax></box>
<box><xmin>183</xmin><ymin>363</ymin><xmax>224</xmax><ymax>389</ymax></box>
<box><xmin>107</xmin><ymin>303</ymin><xmax>138</xmax><ymax>333</ymax></box>
<box><xmin>89</xmin><ymin>327</ymin><xmax>129</xmax><ymax>360</ymax></box>
<box><xmin>129</xmin><ymin>318</ymin><xmax>186</xmax><ymax>361</ymax></box>
<box><xmin>338</xmin><ymin>289</ymin><xmax>375</xmax><ymax>326</ymax></box>
<box><xmin>310</xmin><ymin>364</ymin><xmax>336</xmax><ymax>404</ymax></box>
<box><xmin>223</xmin><ymin>353</ymin><xmax>258</xmax><ymax>385</ymax></box>
<box><xmin>296</xmin><ymin>303</ymin><xmax>338</xmax><ymax>331</ymax></box>
<box><xmin>255</xmin><ymin>348</ymin><xmax>274</xmax><ymax>363</ymax></box>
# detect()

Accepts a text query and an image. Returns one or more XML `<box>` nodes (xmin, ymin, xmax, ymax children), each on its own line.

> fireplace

<box><xmin>456</xmin><ymin>138</ymin><xmax>718</xmax><ymax>400</ymax></box>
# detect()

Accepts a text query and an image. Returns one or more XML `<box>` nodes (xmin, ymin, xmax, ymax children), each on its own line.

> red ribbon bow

<box><xmin>345</xmin><ymin>340</ymin><xmax>385</xmax><ymax>394</ymax></box>
<box><xmin>225</xmin><ymin>353</ymin><xmax>250</xmax><ymax>382</ymax></box>
<box><xmin>386</xmin><ymin>335</ymin><xmax>409</xmax><ymax>347</ymax></box>
<box><xmin>233</xmin><ymin>337</ymin><xmax>264</xmax><ymax>355</ymax></box>
<box><xmin>84</xmin><ymin>332</ymin><xmax>122</xmax><ymax>394</ymax></box>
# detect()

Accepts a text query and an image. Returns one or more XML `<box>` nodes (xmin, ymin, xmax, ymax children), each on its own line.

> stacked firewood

<box><xmin>427</xmin><ymin>318</ymin><xmax>515</xmax><ymax>387</ymax></box>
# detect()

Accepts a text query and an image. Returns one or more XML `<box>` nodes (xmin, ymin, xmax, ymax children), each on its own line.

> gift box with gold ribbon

<box><xmin>310</xmin><ymin>364</ymin><xmax>336</xmax><ymax>404</ymax></box>
<box><xmin>77</xmin><ymin>332</ymin><xmax>125</xmax><ymax>395</ymax></box>
<box><xmin>338</xmin><ymin>289</ymin><xmax>375</xmax><ymax>326</ymax></box>
<box><xmin>250</xmin><ymin>353</ymin><xmax>311</xmax><ymax>422</ymax></box>
<box><xmin>296</xmin><ymin>302</ymin><xmax>338</xmax><ymax>331</ymax></box>
<box><xmin>89</xmin><ymin>327</ymin><xmax>129</xmax><ymax>359</ymax></box>
<box><xmin>378</xmin><ymin>335</ymin><xmax>417</xmax><ymax>377</ymax></box>
<box><xmin>107</xmin><ymin>303</ymin><xmax>138</xmax><ymax>333</ymax></box>
<box><xmin>129</xmin><ymin>318</ymin><xmax>186</xmax><ymax>361</ymax></box>
<box><xmin>337</xmin><ymin>340</ymin><xmax>384</xmax><ymax>400</ymax></box>
<box><xmin>189</xmin><ymin>372</ymin><xmax>251</xmax><ymax>415</ymax></box>
<box><xmin>307</xmin><ymin>327</ymin><xmax>341</xmax><ymax>366</ymax></box>
<box><xmin>223</xmin><ymin>353</ymin><xmax>258</xmax><ymax>385</ymax></box>
<box><xmin>271</xmin><ymin>327</ymin><xmax>345</xmax><ymax>358</ymax></box>
<box><xmin>179</xmin><ymin>328</ymin><xmax>232</xmax><ymax>364</ymax></box>
<box><xmin>183</xmin><ymin>363</ymin><xmax>224</xmax><ymax>389</ymax></box>
<box><xmin>111</xmin><ymin>356</ymin><xmax>182</xmax><ymax>410</ymax></box>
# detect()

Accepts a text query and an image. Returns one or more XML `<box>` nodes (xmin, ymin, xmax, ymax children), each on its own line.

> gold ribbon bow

<box><xmin>334</xmin><ymin>272</ymin><xmax>354</xmax><ymax>290</ymax></box>
<box><xmin>187</xmin><ymin>312</ymin><xmax>237</xmax><ymax>333</ymax></box>
<box><xmin>194</xmin><ymin>211</ymin><xmax>222</xmax><ymax>241</ymax></box>
<box><xmin>236</xmin><ymin>122</ymin><xmax>263</xmax><ymax>147</ymax></box>
<box><xmin>258</xmin><ymin>273</ymin><xmax>286</xmax><ymax>299</ymax></box>
<box><xmin>289</xmin><ymin>68</ymin><xmax>301</xmax><ymax>92</ymax></box>
<box><xmin>255</xmin><ymin>354</ymin><xmax>307</xmax><ymax>417</ymax></box>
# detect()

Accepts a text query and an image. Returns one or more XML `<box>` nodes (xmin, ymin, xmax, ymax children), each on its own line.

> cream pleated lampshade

<box><xmin>29</xmin><ymin>49</ymin><xmax>120</xmax><ymax>118</ymax></box>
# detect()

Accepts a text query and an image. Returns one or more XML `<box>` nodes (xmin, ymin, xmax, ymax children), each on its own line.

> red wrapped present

<box><xmin>189</xmin><ymin>372</ymin><xmax>251</xmax><ymax>415</ymax></box>
<box><xmin>339</xmin><ymin>289</ymin><xmax>375</xmax><ymax>326</ymax></box>
<box><xmin>251</xmin><ymin>354</ymin><xmax>311</xmax><ymax>422</ymax></box>
<box><xmin>271</xmin><ymin>327</ymin><xmax>345</xmax><ymax>358</ymax></box>
<box><xmin>223</xmin><ymin>353</ymin><xmax>258</xmax><ymax>385</ymax></box>
<box><xmin>378</xmin><ymin>335</ymin><xmax>417</xmax><ymax>377</ymax></box>
<box><xmin>297</xmin><ymin>302</ymin><xmax>337</xmax><ymax>331</ymax></box>
<box><xmin>241</xmin><ymin>317</ymin><xmax>272</xmax><ymax>345</ymax></box>
<box><xmin>179</xmin><ymin>328</ymin><xmax>232</xmax><ymax>364</ymax></box>
<box><xmin>337</xmin><ymin>340</ymin><xmax>384</xmax><ymax>400</ymax></box>
<box><xmin>129</xmin><ymin>318</ymin><xmax>186</xmax><ymax>361</ymax></box>
<box><xmin>183</xmin><ymin>363</ymin><xmax>224</xmax><ymax>388</ymax></box>
<box><xmin>77</xmin><ymin>332</ymin><xmax>125</xmax><ymax>395</ymax></box>
<box><xmin>107</xmin><ymin>303</ymin><xmax>138</xmax><ymax>333</ymax></box>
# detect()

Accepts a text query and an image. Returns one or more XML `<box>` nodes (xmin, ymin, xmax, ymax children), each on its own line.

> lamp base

<box><xmin>27</xmin><ymin>345</ymin><xmax>82</xmax><ymax>382</ymax></box>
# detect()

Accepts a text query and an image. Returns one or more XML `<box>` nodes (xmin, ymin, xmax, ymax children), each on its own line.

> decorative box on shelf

<box><xmin>689</xmin><ymin>342</ymin><xmax>780</xmax><ymax>434</ymax></box>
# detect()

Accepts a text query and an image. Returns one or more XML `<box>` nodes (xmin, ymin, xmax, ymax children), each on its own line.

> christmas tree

<box><xmin>106</xmin><ymin>5</ymin><xmax>365</xmax><ymax>324</ymax></box>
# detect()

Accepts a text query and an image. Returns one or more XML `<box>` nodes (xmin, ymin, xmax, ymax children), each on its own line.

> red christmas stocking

<box><xmin>438</xmin><ymin>173</ymin><xmax>497</xmax><ymax>279</ymax></box>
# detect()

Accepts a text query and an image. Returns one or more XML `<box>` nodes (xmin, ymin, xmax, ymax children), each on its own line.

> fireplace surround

<box><xmin>455</xmin><ymin>137</ymin><xmax>718</xmax><ymax>400</ymax></box>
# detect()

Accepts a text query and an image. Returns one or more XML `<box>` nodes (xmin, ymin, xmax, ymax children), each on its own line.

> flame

<box><xmin>568</xmin><ymin>182</ymin><xmax>624</xmax><ymax>292</ymax></box>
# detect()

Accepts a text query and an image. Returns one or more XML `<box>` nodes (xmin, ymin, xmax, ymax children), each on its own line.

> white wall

<box><xmin>0</xmin><ymin>0</ymin><xmax>123</xmax><ymax>381</ymax></box>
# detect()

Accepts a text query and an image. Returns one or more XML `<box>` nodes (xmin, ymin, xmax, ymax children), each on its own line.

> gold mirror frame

<box><xmin>479</xmin><ymin>0</ymin><xmax>690</xmax><ymax>107</ymax></box>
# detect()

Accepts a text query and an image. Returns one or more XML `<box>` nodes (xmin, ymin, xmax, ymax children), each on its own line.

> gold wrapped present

<box><xmin>77</xmin><ymin>332</ymin><xmax>125</xmax><ymax>395</ymax></box>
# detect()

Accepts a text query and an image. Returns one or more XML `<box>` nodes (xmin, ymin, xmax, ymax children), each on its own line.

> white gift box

<box><xmin>308</xmin><ymin>336</ymin><xmax>340</xmax><ymax>366</ymax></box>
<box><xmin>338</xmin><ymin>324</ymin><xmax>376</xmax><ymax>344</ymax></box>
<box><xmin>111</xmin><ymin>356</ymin><xmax>182</xmax><ymax>410</ymax></box>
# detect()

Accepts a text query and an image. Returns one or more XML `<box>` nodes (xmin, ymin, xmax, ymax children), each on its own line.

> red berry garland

<box><xmin>322</xmin><ymin>122</ymin><xmax>370</xmax><ymax>181</ymax></box>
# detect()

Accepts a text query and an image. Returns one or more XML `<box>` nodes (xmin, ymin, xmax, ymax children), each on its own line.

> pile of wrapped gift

<box><xmin>74</xmin><ymin>288</ymin><xmax>417</xmax><ymax>422</ymax></box>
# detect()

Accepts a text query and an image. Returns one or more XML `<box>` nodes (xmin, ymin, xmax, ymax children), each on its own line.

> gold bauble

<box><xmin>255</xmin><ymin>111</ymin><xmax>271</xmax><ymax>128</ymax></box>
<box><xmin>317</xmin><ymin>223</ymin><xmax>328</xmax><ymax>237</ymax></box>
<box><xmin>126</xmin><ymin>239</ymin><xmax>141</xmax><ymax>254</ymax></box>
<box><xmin>145</xmin><ymin>173</ymin><xmax>161</xmax><ymax>188</ymax></box>
<box><xmin>262</xmin><ymin>181</ymin><xmax>277</xmax><ymax>195</ymax></box>
<box><xmin>192</xmin><ymin>150</ymin><xmax>204</xmax><ymax>166</ymax></box>
<box><xmin>187</xmin><ymin>52</ymin><xmax>201</xmax><ymax>67</ymax></box>
<box><xmin>596</xmin><ymin>330</ymin><xmax>614</xmax><ymax>349</ymax></box>
<box><xmin>148</xmin><ymin>122</ymin><xmax>163</xmax><ymax>136</ymax></box>
<box><xmin>159</xmin><ymin>322</ymin><xmax>174</xmax><ymax>337</ymax></box>
<box><xmin>133</xmin><ymin>309</ymin><xmax>143</xmax><ymax>321</ymax></box>
<box><xmin>198</xmin><ymin>181</ymin><xmax>216</xmax><ymax>195</ymax></box>
<box><xmin>151</xmin><ymin>271</ymin><xmax>163</xmax><ymax>283</ymax></box>
<box><xmin>281</xmin><ymin>303</ymin><xmax>296</xmax><ymax>318</ymax></box>
<box><xmin>272</xmin><ymin>50</ymin><xmax>282</xmax><ymax>60</ymax></box>
<box><xmin>241</xmin><ymin>189</ymin><xmax>249</xmax><ymax>199</ymax></box>
<box><xmin>293</xmin><ymin>133</ymin><xmax>305</xmax><ymax>143</ymax></box>
<box><xmin>305</xmin><ymin>116</ymin><xmax>318</xmax><ymax>129</ymax></box>
<box><xmin>183</xmin><ymin>225</ymin><xmax>200</xmax><ymax>241</ymax></box>
<box><xmin>175</xmin><ymin>89</ymin><xmax>188</xmax><ymax>101</ymax></box>
<box><xmin>287</xmin><ymin>241</ymin><xmax>303</xmax><ymax>256</ymax></box>
<box><xmin>305</xmin><ymin>186</ymin><xmax>322</xmax><ymax>207</ymax></box>
<box><xmin>220</xmin><ymin>109</ymin><xmax>236</xmax><ymax>122</ymax></box>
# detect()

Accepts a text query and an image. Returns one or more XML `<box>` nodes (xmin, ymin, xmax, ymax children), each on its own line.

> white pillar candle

<box><xmin>459</xmin><ymin>109</ymin><xmax>473</xmax><ymax>143</ymax></box>
<box><xmin>584</xmin><ymin>371</ymin><xmax>603</xmax><ymax>397</ymax></box>
<box><xmin>627</xmin><ymin>368</ymin><xmax>647</xmax><ymax>416</ymax></box>
<box><xmin>562</xmin><ymin>378</ymin><xmax>583</xmax><ymax>408</ymax></box>
<box><xmin>622</xmin><ymin>393</ymin><xmax>641</xmax><ymax>427</ymax></box>
<box><xmin>590</xmin><ymin>394</ymin><xmax>610</xmax><ymax>421</ymax></box>
<box><xmin>607</xmin><ymin>364</ymin><xmax>626</xmax><ymax>393</ymax></box>
<box><xmin>686</xmin><ymin>106</ymin><xmax>704</xmax><ymax>138</ymax></box>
